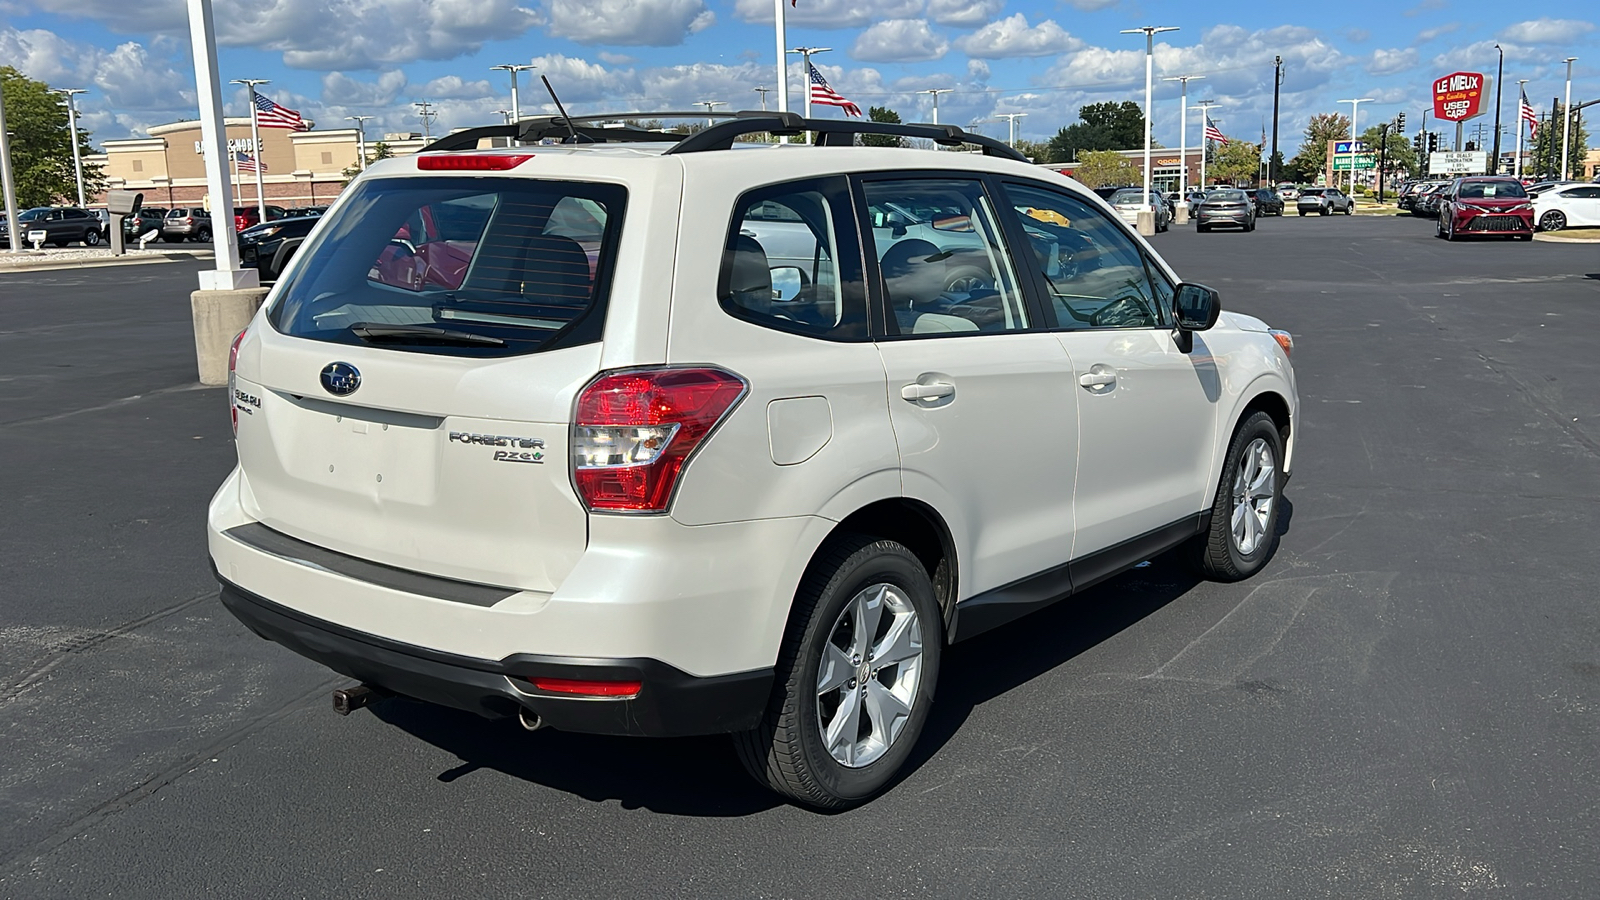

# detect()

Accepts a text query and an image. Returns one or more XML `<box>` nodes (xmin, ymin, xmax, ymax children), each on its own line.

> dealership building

<box><xmin>87</xmin><ymin>120</ymin><xmax>430</xmax><ymax>208</ymax></box>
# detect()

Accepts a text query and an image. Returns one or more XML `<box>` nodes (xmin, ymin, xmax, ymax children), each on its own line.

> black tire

<box><xmin>195</xmin><ymin>228</ymin><xmax>212</xmax><ymax>243</ymax></box>
<box><xmin>83</xmin><ymin>230</ymin><xmax>101</xmax><ymax>246</ymax></box>
<box><xmin>1539</xmin><ymin>210</ymin><xmax>1566</xmax><ymax>232</ymax></box>
<box><xmin>1320</xmin><ymin>208</ymin><xmax>1328</xmax><ymax>216</ymax></box>
<box><xmin>1298</xmin><ymin>210</ymin><xmax>1306</xmax><ymax>216</ymax></box>
<box><xmin>1189</xmin><ymin>411</ymin><xmax>1285</xmax><ymax>581</ymax></box>
<box><xmin>1344</xmin><ymin>203</ymin><xmax>1353</xmax><ymax>216</ymax></box>
<box><xmin>734</xmin><ymin>534</ymin><xmax>942</xmax><ymax>809</ymax></box>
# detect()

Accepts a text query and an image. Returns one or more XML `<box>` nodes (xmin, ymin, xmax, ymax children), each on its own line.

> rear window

<box><xmin>267</xmin><ymin>176</ymin><xmax>627</xmax><ymax>357</ymax></box>
<box><xmin>1211</xmin><ymin>190</ymin><xmax>1247</xmax><ymax>201</ymax></box>
<box><xmin>1300</xmin><ymin>189</ymin><xmax>1325</xmax><ymax>197</ymax></box>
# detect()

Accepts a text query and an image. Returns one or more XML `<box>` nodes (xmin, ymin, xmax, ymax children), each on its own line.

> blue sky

<box><xmin>1</xmin><ymin>0</ymin><xmax>1594</xmax><ymax>154</ymax></box>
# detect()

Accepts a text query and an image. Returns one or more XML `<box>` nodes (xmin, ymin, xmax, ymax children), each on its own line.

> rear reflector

<box><xmin>526</xmin><ymin>677</ymin><xmax>642</xmax><ymax>698</ymax></box>
<box><xmin>416</xmin><ymin>154</ymin><xmax>534</xmax><ymax>171</ymax></box>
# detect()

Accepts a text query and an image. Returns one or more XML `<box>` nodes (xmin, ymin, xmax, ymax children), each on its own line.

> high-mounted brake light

<box><xmin>525</xmin><ymin>677</ymin><xmax>642</xmax><ymax>698</ymax></box>
<box><xmin>228</xmin><ymin>328</ymin><xmax>248</xmax><ymax>434</ymax></box>
<box><xmin>416</xmin><ymin>153</ymin><xmax>534</xmax><ymax>171</ymax></box>
<box><xmin>572</xmin><ymin>367</ymin><xmax>747</xmax><ymax>513</ymax></box>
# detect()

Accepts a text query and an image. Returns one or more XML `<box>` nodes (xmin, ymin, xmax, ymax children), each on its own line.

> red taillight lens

<box><xmin>416</xmin><ymin>153</ymin><xmax>534</xmax><ymax>171</ymax></box>
<box><xmin>228</xmin><ymin>328</ymin><xmax>247</xmax><ymax>435</ymax></box>
<box><xmin>572</xmin><ymin>367</ymin><xmax>746</xmax><ymax>513</ymax></box>
<box><xmin>526</xmin><ymin>677</ymin><xmax>642</xmax><ymax>698</ymax></box>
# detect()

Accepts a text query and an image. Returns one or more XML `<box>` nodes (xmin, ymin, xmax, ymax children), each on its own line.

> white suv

<box><xmin>210</xmin><ymin>113</ymin><xmax>1298</xmax><ymax>808</ymax></box>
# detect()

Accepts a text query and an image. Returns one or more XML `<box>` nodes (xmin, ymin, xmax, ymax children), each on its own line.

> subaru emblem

<box><xmin>320</xmin><ymin>362</ymin><xmax>361</xmax><ymax>396</ymax></box>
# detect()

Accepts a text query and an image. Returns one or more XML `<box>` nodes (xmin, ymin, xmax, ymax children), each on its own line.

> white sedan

<box><xmin>1534</xmin><ymin>183</ymin><xmax>1600</xmax><ymax>231</ymax></box>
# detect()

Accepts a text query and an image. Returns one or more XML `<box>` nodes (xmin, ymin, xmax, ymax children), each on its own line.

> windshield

<box><xmin>268</xmin><ymin>176</ymin><xmax>627</xmax><ymax>357</ymax></box>
<box><xmin>1109</xmin><ymin>190</ymin><xmax>1154</xmax><ymax>205</ymax></box>
<box><xmin>1457</xmin><ymin>181</ymin><xmax>1528</xmax><ymax>199</ymax></box>
<box><xmin>18</xmin><ymin>209</ymin><xmax>46</xmax><ymax>221</ymax></box>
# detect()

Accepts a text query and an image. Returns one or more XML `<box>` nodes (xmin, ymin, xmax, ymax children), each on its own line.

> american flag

<box><xmin>1519</xmin><ymin>87</ymin><xmax>1538</xmax><ymax>139</ymax></box>
<box><xmin>808</xmin><ymin>63</ymin><xmax>862</xmax><ymax>118</ymax></box>
<box><xmin>234</xmin><ymin>151</ymin><xmax>265</xmax><ymax>174</ymax></box>
<box><xmin>1203</xmin><ymin>115</ymin><xmax>1228</xmax><ymax>144</ymax></box>
<box><xmin>252</xmin><ymin>91</ymin><xmax>308</xmax><ymax>131</ymax></box>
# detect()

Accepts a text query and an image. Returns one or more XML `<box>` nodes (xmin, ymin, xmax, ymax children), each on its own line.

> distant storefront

<box><xmin>87</xmin><ymin>120</ymin><xmax>430</xmax><ymax>208</ymax></box>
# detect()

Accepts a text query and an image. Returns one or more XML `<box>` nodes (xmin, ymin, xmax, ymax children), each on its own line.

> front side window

<box><xmin>861</xmin><ymin>178</ymin><xmax>1030</xmax><ymax>336</ymax></box>
<box><xmin>717</xmin><ymin>177</ymin><xmax>866</xmax><ymax>340</ymax></box>
<box><xmin>269</xmin><ymin>176</ymin><xmax>626</xmax><ymax>357</ymax></box>
<box><xmin>1000</xmin><ymin>181</ymin><xmax>1164</xmax><ymax>330</ymax></box>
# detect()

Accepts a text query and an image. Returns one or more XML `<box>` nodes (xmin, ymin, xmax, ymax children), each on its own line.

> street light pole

<box><xmin>921</xmin><ymin>88</ymin><xmax>953</xmax><ymax>125</ymax></box>
<box><xmin>787</xmin><ymin>48</ymin><xmax>832</xmax><ymax>119</ymax></box>
<box><xmin>1192</xmin><ymin>101</ymin><xmax>1217</xmax><ymax>191</ymax></box>
<box><xmin>1490</xmin><ymin>44</ymin><xmax>1504</xmax><ymax>174</ymax></box>
<box><xmin>1123</xmin><ymin>25</ymin><xmax>1180</xmax><ymax>219</ymax></box>
<box><xmin>996</xmin><ymin>112</ymin><xmax>1028</xmax><ymax>147</ymax></box>
<box><xmin>345</xmin><ymin>115</ymin><xmax>372</xmax><ymax>170</ymax></box>
<box><xmin>186</xmin><ymin>0</ymin><xmax>252</xmax><ymax>289</ymax></box>
<box><xmin>1561</xmin><ymin>57</ymin><xmax>1578</xmax><ymax>179</ymax></box>
<box><xmin>754</xmin><ymin>86</ymin><xmax>772</xmax><ymax>111</ymax></box>
<box><xmin>697</xmin><ymin>100</ymin><xmax>727</xmax><ymax>128</ymax></box>
<box><xmin>773</xmin><ymin>0</ymin><xmax>789</xmax><ymax>118</ymax></box>
<box><xmin>0</xmin><ymin>83</ymin><xmax>21</xmax><ymax>254</ymax></box>
<box><xmin>1164</xmin><ymin>74</ymin><xmax>1203</xmax><ymax>195</ymax></box>
<box><xmin>1338</xmin><ymin>97</ymin><xmax>1373</xmax><ymax>191</ymax></box>
<box><xmin>52</xmin><ymin>89</ymin><xmax>89</xmax><ymax>208</ymax></box>
<box><xmin>1270</xmin><ymin>55</ymin><xmax>1283</xmax><ymax>184</ymax></box>
<box><xmin>230</xmin><ymin>78</ymin><xmax>271</xmax><ymax>220</ymax></box>
<box><xmin>490</xmin><ymin>63</ymin><xmax>535</xmax><ymax>144</ymax></box>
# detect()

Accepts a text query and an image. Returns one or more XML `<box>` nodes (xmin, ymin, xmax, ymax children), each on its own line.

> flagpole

<box><xmin>1514</xmin><ymin>82</ymin><xmax>1526</xmax><ymax>180</ymax></box>
<box><xmin>231</xmin><ymin>79</ymin><xmax>270</xmax><ymax>221</ymax></box>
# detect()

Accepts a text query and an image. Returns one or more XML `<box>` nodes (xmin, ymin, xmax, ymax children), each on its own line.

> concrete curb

<box><xmin>0</xmin><ymin>251</ymin><xmax>213</xmax><ymax>274</ymax></box>
<box><xmin>1533</xmin><ymin>232</ymin><xmax>1600</xmax><ymax>244</ymax></box>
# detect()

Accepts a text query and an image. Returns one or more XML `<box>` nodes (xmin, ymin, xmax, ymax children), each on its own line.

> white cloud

<box><xmin>1498</xmin><ymin>18</ymin><xmax>1596</xmax><ymax>44</ymax></box>
<box><xmin>733</xmin><ymin>0</ymin><xmax>922</xmax><ymax>29</ymax></box>
<box><xmin>320</xmin><ymin>70</ymin><xmax>410</xmax><ymax>107</ymax></box>
<box><xmin>419</xmin><ymin>76</ymin><xmax>497</xmax><ymax>101</ymax></box>
<box><xmin>1062</xmin><ymin>0</ymin><xmax>1119</xmax><ymax>9</ymax></box>
<box><xmin>598</xmin><ymin>51</ymin><xmax>637</xmax><ymax>65</ymax></box>
<box><xmin>1415</xmin><ymin>22</ymin><xmax>1459</xmax><ymax>43</ymax></box>
<box><xmin>955</xmin><ymin>14</ymin><xmax>1084</xmax><ymax>59</ymax></box>
<box><xmin>223</xmin><ymin>0</ymin><xmax>546</xmax><ymax>69</ymax></box>
<box><xmin>1367</xmin><ymin>47</ymin><xmax>1418</xmax><ymax>76</ymax></box>
<box><xmin>544</xmin><ymin>0</ymin><xmax>713</xmax><ymax>46</ymax></box>
<box><xmin>852</xmin><ymin>19</ymin><xmax>949</xmax><ymax>62</ymax></box>
<box><xmin>926</xmin><ymin>0</ymin><xmax>1002</xmax><ymax>27</ymax></box>
<box><xmin>0</xmin><ymin>27</ymin><xmax>193</xmax><ymax>130</ymax></box>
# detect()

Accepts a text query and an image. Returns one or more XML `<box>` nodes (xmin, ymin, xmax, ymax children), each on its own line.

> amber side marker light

<box><xmin>1269</xmin><ymin>329</ymin><xmax>1294</xmax><ymax>358</ymax></box>
<box><xmin>416</xmin><ymin>154</ymin><xmax>534</xmax><ymax>171</ymax></box>
<box><xmin>526</xmin><ymin>677</ymin><xmax>642</xmax><ymax>698</ymax></box>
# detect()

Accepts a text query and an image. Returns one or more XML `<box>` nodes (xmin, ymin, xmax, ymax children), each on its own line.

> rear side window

<box><xmin>718</xmin><ymin>176</ymin><xmax>867</xmax><ymax>340</ymax></box>
<box><xmin>268</xmin><ymin>176</ymin><xmax>626</xmax><ymax>357</ymax></box>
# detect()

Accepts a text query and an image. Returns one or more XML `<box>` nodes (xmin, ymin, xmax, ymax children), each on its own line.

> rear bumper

<box><xmin>218</xmin><ymin>574</ymin><xmax>773</xmax><ymax>736</ymax></box>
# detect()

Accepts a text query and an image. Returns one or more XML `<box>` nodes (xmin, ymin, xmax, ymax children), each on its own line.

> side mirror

<box><xmin>1174</xmin><ymin>282</ymin><xmax>1221</xmax><ymax>331</ymax></box>
<box><xmin>770</xmin><ymin>266</ymin><xmax>804</xmax><ymax>302</ymax></box>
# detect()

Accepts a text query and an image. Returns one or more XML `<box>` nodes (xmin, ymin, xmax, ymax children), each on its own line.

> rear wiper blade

<box><xmin>350</xmin><ymin>322</ymin><xmax>505</xmax><ymax>346</ymax></box>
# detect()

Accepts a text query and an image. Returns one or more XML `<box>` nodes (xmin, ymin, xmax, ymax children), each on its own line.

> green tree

<box><xmin>1287</xmin><ymin>113</ymin><xmax>1350</xmax><ymax>183</ymax></box>
<box><xmin>1358</xmin><ymin>124</ymin><xmax>1417</xmax><ymax>193</ymax></box>
<box><xmin>0</xmin><ymin>66</ymin><xmax>106</xmax><ymax>208</ymax></box>
<box><xmin>1046</xmin><ymin>100</ymin><xmax>1145</xmax><ymax>162</ymax></box>
<box><xmin>1211</xmin><ymin>141</ymin><xmax>1262</xmax><ymax>185</ymax></box>
<box><xmin>1071</xmin><ymin>149</ymin><xmax>1137</xmax><ymax>188</ymax></box>
<box><xmin>340</xmin><ymin>141</ymin><xmax>396</xmax><ymax>185</ymax></box>
<box><xmin>1529</xmin><ymin>101</ymin><xmax>1590</xmax><ymax>180</ymax></box>
<box><xmin>861</xmin><ymin>106</ymin><xmax>903</xmax><ymax>148</ymax></box>
<box><xmin>1012</xmin><ymin>139</ymin><xmax>1049</xmax><ymax>163</ymax></box>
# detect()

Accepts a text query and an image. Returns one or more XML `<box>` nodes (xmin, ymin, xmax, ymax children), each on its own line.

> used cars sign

<box><xmin>1433</xmin><ymin>72</ymin><xmax>1489</xmax><ymax>122</ymax></box>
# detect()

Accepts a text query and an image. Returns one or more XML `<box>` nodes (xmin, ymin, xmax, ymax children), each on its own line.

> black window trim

<box><xmin>849</xmin><ymin>169</ymin><xmax>1051</xmax><ymax>342</ymax></box>
<box><xmin>715</xmin><ymin>174</ymin><xmax>872</xmax><ymax>343</ymax></box>
<box><xmin>994</xmin><ymin>177</ymin><xmax>1171</xmax><ymax>334</ymax></box>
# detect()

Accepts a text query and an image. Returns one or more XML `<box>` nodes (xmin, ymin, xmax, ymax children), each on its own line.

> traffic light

<box><xmin>1427</xmin><ymin>133</ymin><xmax>1439</xmax><ymax>153</ymax></box>
<box><xmin>1396</xmin><ymin>112</ymin><xmax>1406</xmax><ymax>134</ymax></box>
<box><xmin>1413</xmin><ymin>132</ymin><xmax>1425</xmax><ymax>153</ymax></box>
<box><xmin>1464</xmin><ymin>141</ymin><xmax>1476</xmax><ymax>152</ymax></box>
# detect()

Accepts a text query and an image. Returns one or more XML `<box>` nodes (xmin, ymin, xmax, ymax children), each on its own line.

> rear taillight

<box><xmin>228</xmin><ymin>328</ymin><xmax>247</xmax><ymax>434</ymax></box>
<box><xmin>572</xmin><ymin>367</ymin><xmax>746</xmax><ymax>513</ymax></box>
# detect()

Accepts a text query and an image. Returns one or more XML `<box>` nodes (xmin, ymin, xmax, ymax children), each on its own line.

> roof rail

<box><xmin>420</xmin><ymin>110</ymin><xmax>1028</xmax><ymax>163</ymax></box>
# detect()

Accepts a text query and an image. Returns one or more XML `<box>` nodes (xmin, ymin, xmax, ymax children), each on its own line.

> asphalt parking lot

<box><xmin>2</xmin><ymin>213</ymin><xmax>1597</xmax><ymax>898</ymax></box>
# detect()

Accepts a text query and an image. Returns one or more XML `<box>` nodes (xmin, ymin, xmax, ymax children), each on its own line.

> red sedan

<box><xmin>1436</xmin><ymin>177</ymin><xmax>1535</xmax><ymax>241</ymax></box>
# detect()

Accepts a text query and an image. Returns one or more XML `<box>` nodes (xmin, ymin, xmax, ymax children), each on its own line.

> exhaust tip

<box><xmin>518</xmin><ymin>707</ymin><xmax>545</xmax><ymax>732</ymax></box>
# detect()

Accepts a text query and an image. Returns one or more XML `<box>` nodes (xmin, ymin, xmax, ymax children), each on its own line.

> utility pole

<box><xmin>229</xmin><ymin>78</ymin><xmax>270</xmax><ymax>220</ymax></box>
<box><xmin>697</xmin><ymin>100</ymin><xmax>727</xmax><ymax>128</ymax></box>
<box><xmin>1561</xmin><ymin>57</ymin><xmax>1578</xmax><ymax>179</ymax></box>
<box><xmin>1270</xmin><ymin>56</ymin><xmax>1283</xmax><ymax>184</ymax></box>
<box><xmin>754</xmin><ymin>86</ymin><xmax>772</xmax><ymax>111</ymax></box>
<box><xmin>345</xmin><ymin>115</ymin><xmax>372</xmax><ymax>169</ymax></box>
<box><xmin>1164</xmin><ymin>74</ymin><xmax>1203</xmax><ymax>196</ymax></box>
<box><xmin>52</xmin><ymin>88</ymin><xmax>89</xmax><ymax>208</ymax></box>
<box><xmin>414</xmin><ymin>100</ymin><xmax>438</xmax><ymax>141</ymax></box>
<box><xmin>920</xmin><ymin>88</ymin><xmax>953</xmax><ymax>125</ymax></box>
<box><xmin>787</xmin><ymin>48</ymin><xmax>832</xmax><ymax>120</ymax></box>
<box><xmin>1489</xmin><ymin>44</ymin><xmax>1504</xmax><ymax>174</ymax></box>
<box><xmin>1123</xmin><ymin>25</ymin><xmax>1180</xmax><ymax>224</ymax></box>
<box><xmin>1338</xmin><ymin>97</ymin><xmax>1373</xmax><ymax>191</ymax></box>
<box><xmin>996</xmin><ymin>112</ymin><xmax>1028</xmax><ymax>147</ymax></box>
<box><xmin>0</xmin><ymin>80</ymin><xmax>21</xmax><ymax>254</ymax></box>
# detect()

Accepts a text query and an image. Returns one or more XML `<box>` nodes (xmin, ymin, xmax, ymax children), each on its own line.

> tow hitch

<box><xmin>331</xmin><ymin>684</ymin><xmax>391</xmax><ymax>716</ymax></box>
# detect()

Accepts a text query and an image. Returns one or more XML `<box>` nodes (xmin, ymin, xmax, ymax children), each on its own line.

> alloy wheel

<box><xmin>1539</xmin><ymin>210</ymin><xmax>1566</xmax><ymax>232</ymax></box>
<box><xmin>1230</xmin><ymin>437</ymin><xmax>1276</xmax><ymax>556</ymax></box>
<box><xmin>815</xmin><ymin>582</ymin><xmax>924</xmax><ymax>768</ymax></box>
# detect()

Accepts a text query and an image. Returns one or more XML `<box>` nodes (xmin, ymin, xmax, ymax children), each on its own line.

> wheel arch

<box><xmin>1233</xmin><ymin>382</ymin><xmax>1294</xmax><ymax>471</ymax></box>
<box><xmin>809</xmin><ymin>498</ymin><xmax>960</xmax><ymax>641</ymax></box>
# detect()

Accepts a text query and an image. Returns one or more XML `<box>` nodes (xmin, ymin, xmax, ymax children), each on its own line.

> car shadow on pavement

<box><xmin>372</xmin><ymin>498</ymin><xmax>1295</xmax><ymax>816</ymax></box>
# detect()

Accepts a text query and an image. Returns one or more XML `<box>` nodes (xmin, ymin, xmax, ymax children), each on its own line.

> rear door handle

<box><xmin>901</xmin><ymin>382</ymin><xmax>955</xmax><ymax>402</ymax></box>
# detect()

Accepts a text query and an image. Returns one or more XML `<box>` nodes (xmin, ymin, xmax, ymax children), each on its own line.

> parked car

<box><xmin>163</xmin><ymin>208</ymin><xmax>214</xmax><ymax>243</ymax></box>
<box><xmin>1243</xmin><ymin>187</ymin><xmax>1285</xmax><ymax>216</ymax></box>
<box><xmin>282</xmin><ymin>206</ymin><xmax>327</xmax><ymax>219</ymax></box>
<box><xmin>1276</xmin><ymin>184</ymin><xmax>1300</xmax><ymax>201</ymax></box>
<box><xmin>1412</xmin><ymin>183</ymin><xmax>1451</xmax><ymax>218</ymax></box>
<box><xmin>1436</xmin><ymin>177</ymin><xmax>1535</xmax><ymax>241</ymax></box>
<box><xmin>233</xmin><ymin>204</ymin><xmax>289</xmax><ymax>232</ymax></box>
<box><xmin>237</xmin><ymin>215</ymin><xmax>320</xmax><ymax>279</ymax></box>
<box><xmin>1185</xmin><ymin>190</ymin><xmax>1209</xmax><ymax>217</ymax></box>
<box><xmin>1296</xmin><ymin>187</ymin><xmax>1353</xmax><ymax>216</ymax></box>
<box><xmin>1533</xmin><ymin>183</ymin><xmax>1600</xmax><ymax>231</ymax></box>
<box><xmin>1107</xmin><ymin>188</ymin><xmax>1172</xmax><ymax>232</ymax></box>
<box><xmin>1524</xmin><ymin>180</ymin><xmax>1578</xmax><ymax>198</ymax></box>
<box><xmin>211</xmin><ymin>118</ymin><xmax>1300</xmax><ymax>809</ymax></box>
<box><xmin>1399</xmin><ymin>181</ymin><xmax>1446</xmax><ymax>212</ymax></box>
<box><xmin>122</xmin><ymin>207</ymin><xmax>169</xmax><ymax>242</ymax></box>
<box><xmin>0</xmin><ymin>206</ymin><xmax>103</xmax><ymax>247</ymax></box>
<box><xmin>1195</xmin><ymin>188</ymin><xmax>1258</xmax><ymax>232</ymax></box>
